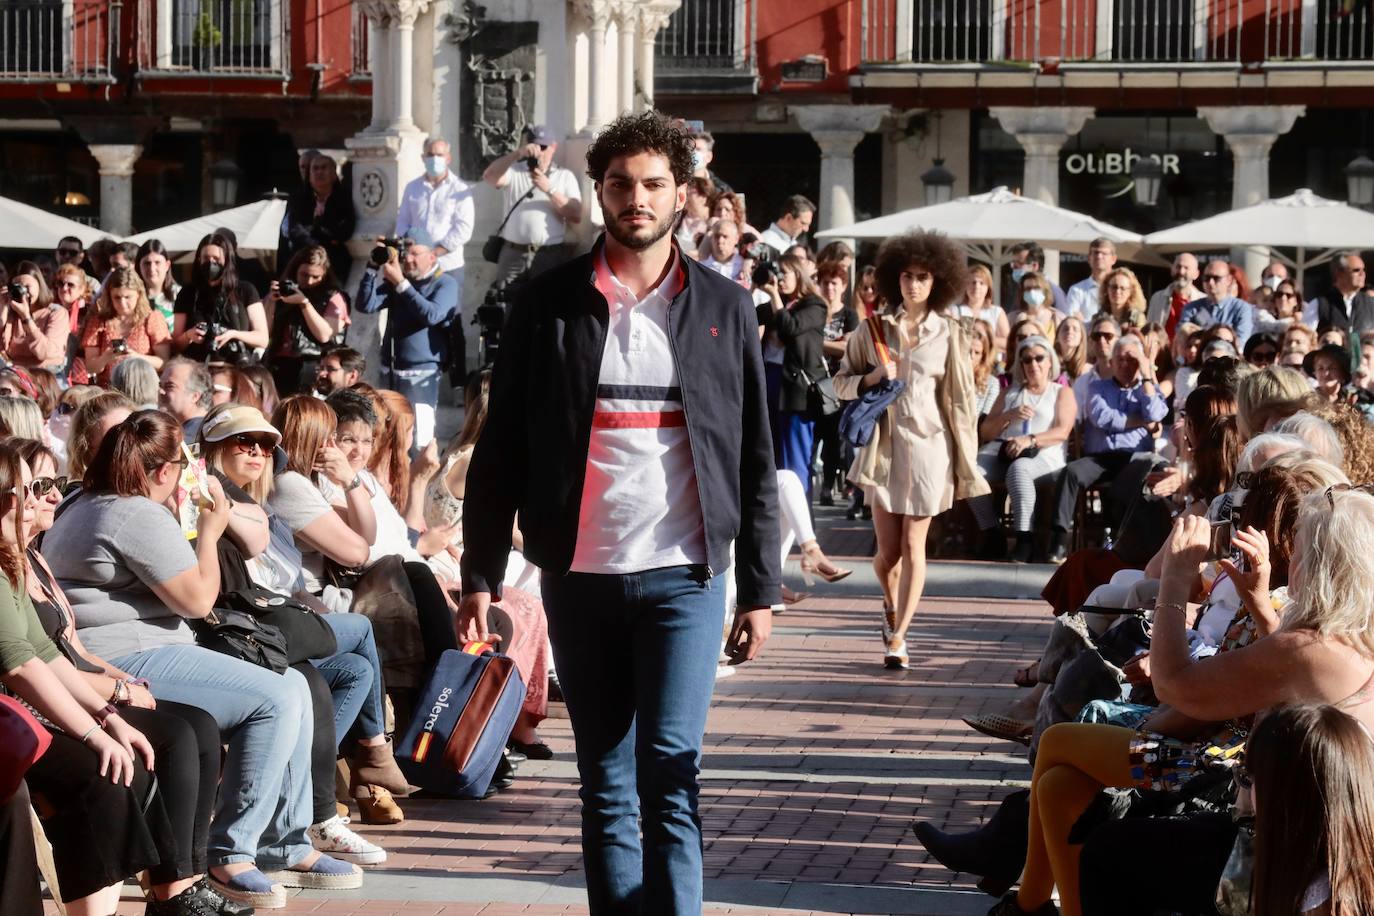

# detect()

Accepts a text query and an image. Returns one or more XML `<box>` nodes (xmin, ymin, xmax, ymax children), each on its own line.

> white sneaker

<box><xmin>714</xmin><ymin>664</ymin><xmax>736</xmax><ymax>680</ymax></box>
<box><xmin>307</xmin><ymin>815</ymin><xmax>387</xmax><ymax>865</ymax></box>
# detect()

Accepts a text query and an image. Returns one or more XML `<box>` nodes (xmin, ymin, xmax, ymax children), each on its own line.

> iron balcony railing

<box><xmin>0</xmin><ymin>0</ymin><xmax>118</xmax><ymax>83</ymax></box>
<box><xmin>655</xmin><ymin>0</ymin><xmax>758</xmax><ymax>92</ymax></box>
<box><xmin>861</xmin><ymin>0</ymin><xmax>1374</xmax><ymax>65</ymax></box>
<box><xmin>136</xmin><ymin>0</ymin><xmax>288</xmax><ymax>77</ymax></box>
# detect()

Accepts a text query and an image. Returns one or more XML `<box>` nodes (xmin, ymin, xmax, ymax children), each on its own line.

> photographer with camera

<box><xmin>81</xmin><ymin>267</ymin><xmax>172</xmax><ymax>386</ymax></box>
<box><xmin>1</xmin><ymin>260</ymin><xmax>68</xmax><ymax>372</ymax></box>
<box><xmin>356</xmin><ymin>228</ymin><xmax>458</xmax><ymax>448</ymax></box>
<box><xmin>481</xmin><ymin>124</ymin><xmax>583</xmax><ymax>291</ymax></box>
<box><xmin>172</xmin><ymin>232</ymin><xmax>269</xmax><ymax>365</ymax></box>
<box><xmin>265</xmin><ymin>245</ymin><xmax>350</xmax><ymax>396</ymax></box>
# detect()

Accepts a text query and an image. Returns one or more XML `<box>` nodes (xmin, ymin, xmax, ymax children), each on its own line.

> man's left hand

<box><xmin>724</xmin><ymin>606</ymin><xmax>772</xmax><ymax>666</ymax></box>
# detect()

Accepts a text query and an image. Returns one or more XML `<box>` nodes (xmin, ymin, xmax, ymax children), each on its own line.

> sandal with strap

<box><xmin>963</xmin><ymin>714</ymin><xmax>1034</xmax><ymax>746</ymax></box>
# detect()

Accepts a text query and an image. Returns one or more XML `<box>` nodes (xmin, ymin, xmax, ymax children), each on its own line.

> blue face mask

<box><xmin>1023</xmin><ymin>288</ymin><xmax>1046</xmax><ymax>308</ymax></box>
<box><xmin>423</xmin><ymin>155</ymin><xmax>446</xmax><ymax>178</ymax></box>
<box><xmin>1011</xmin><ymin>267</ymin><xmax>1027</xmax><ymax>284</ymax></box>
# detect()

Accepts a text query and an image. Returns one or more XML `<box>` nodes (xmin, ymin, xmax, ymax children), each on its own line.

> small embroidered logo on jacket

<box><xmin>710</xmin><ymin>326</ymin><xmax>719</xmax><ymax>337</ymax></box>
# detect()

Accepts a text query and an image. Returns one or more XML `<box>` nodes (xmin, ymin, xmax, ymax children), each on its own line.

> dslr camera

<box><xmin>751</xmin><ymin>258</ymin><xmax>782</xmax><ymax>289</ymax></box>
<box><xmin>6</xmin><ymin>281</ymin><xmax>27</xmax><ymax>301</ymax></box>
<box><xmin>369</xmin><ymin>236</ymin><xmax>411</xmax><ymax>267</ymax></box>
<box><xmin>279</xmin><ymin>279</ymin><xmax>300</xmax><ymax>297</ymax></box>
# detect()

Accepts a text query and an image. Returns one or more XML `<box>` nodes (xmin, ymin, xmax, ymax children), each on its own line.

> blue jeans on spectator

<box><xmin>313</xmin><ymin>613</ymin><xmax>387</xmax><ymax>743</ymax></box>
<box><xmin>383</xmin><ymin>363</ymin><xmax>442</xmax><ymax>448</ymax></box>
<box><xmin>542</xmin><ymin>564</ymin><xmax>727</xmax><ymax>916</ymax></box>
<box><xmin>778</xmin><ymin>410</ymin><xmax>816</xmax><ymax>501</ymax></box>
<box><xmin>113</xmin><ymin>645</ymin><xmax>315</xmax><ymax>869</ymax></box>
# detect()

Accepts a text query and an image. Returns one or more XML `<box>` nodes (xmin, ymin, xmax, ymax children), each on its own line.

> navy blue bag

<box><xmin>838</xmin><ymin>378</ymin><xmax>905</xmax><ymax>448</ymax></box>
<box><xmin>396</xmin><ymin>643</ymin><xmax>526</xmax><ymax>798</ymax></box>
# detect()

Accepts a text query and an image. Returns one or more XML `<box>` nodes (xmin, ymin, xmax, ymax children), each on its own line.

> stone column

<box><xmin>388</xmin><ymin>0</ymin><xmax>430</xmax><ymax>132</ymax></box>
<box><xmin>615</xmin><ymin>3</ymin><xmax>636</xmax><ymax>116</ymax></box>
<box><xmin>990</xmin><ymin>106</ymin><xmax>1095</xmax><ymax>284</ymax></box>
<box><xmin>1199</xmin><ymin>105</ymin><xmax>1306</xmax><ymax>280</ymax></box>
<box><xmin>365</xmin><ymin>8</ymin><xmax>390</xmax><ymax>132</ymax></box>
<box><xmin>635</xmin><ymin>2</ymin><xmax>678</xmax><ymax>111</ymax></box>
<box><xmin>574</xmin><ymin>0</ymin><xmax>612</xmax><ymax>132</ymax></box>
<box><xmin>792</xmin><ymin>105</ymin><xmax>890</xmax><ymax>245</ymax></box>
<box><xmin>88</xmin><ymin>143</ymin><xmax>142</xmax><ymax>236</ymax></box>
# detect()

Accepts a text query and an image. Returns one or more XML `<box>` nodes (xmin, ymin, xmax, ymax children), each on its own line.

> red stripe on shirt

<box><xmin>592</xmin><ymin>409</ymin><xmax>687</xmax><ymax>429</ymax></box>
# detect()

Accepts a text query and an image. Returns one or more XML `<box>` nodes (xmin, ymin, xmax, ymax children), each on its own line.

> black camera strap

<box><xmin>493</xmin><ymin>187</ymin><xmax>536</xmax><ymax>238</ymax></box>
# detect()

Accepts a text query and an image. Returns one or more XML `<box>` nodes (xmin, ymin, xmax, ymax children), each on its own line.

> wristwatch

<box><xmin>344</xmin><ymin>474</ymin><xmax>364</xmax><ymax>492</ymax></box>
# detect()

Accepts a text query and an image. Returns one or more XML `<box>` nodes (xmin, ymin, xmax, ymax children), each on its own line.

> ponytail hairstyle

<box><xmin>272</xmin><ymin>395</ymin><xmax>336</xmax><ymax>478</ymax></box>
<box><xmin>0</xmin><ymin>439</ymin><xmax>29</xmax><ymax>586</ymax></box>
<box><xmin>66</xmin><ymin>391</ymin><xmax>136</xmax><ymax>481</ymax></box>
<box><xmin>83</xmin><ymin>409</ymin><xmax>184</xmax><ymax>496</ymax></box>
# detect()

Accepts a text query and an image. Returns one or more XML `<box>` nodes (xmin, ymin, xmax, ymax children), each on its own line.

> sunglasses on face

<box><xmin>1202</xmin><ymin>274</ymin><xmax>1229</xmax><ymax>283</ymax></box>
<box><xmin>1090</xmin><ymin>331</ymin><xmax>1117</xmax><ymax>341</ymax></box>
<box><xmin>230</xmin><ymin>433</ymin><xmax>276</xmax><ymax>456</ymax></box>
<box><xmin>26</xmin><ymin>477</ymin><xmax>67</xmax><ymax>498</ymax></box>
<box><xmin>1274</xmin><ymin>291</ymin><xmax>1296</xmax><ymax>299</ymax></box>
<box><xmin>1250</xmin><ymin>350</ymin><xmax>1277</xmax><ymax>362</ymax></box>
<box><xmin>55</xmin><ymin>401</ymin><xmax>77</xmax><ymax>416</ymax></box>
<box><xmin>1021</xmin><ymin>353</ymin><xmax>1047</xmax><ymax>365</ymax></box>
<box><xmin>1107</xmin><ymin>284</ymin><xmax>1133</xmax><ymax>292</ymax></box>
<box><xmin>57</xmin><ymin>248</ymin><xmax>81</xmax><ymax>258</ymax></box>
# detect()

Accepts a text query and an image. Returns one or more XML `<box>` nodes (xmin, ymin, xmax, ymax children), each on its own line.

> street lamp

<box><xmin>1131</xmin><ymin>154</ymin><xmax>1163</xmax><ymax>207</ymax></box>
<box><xmin>921</xmin><ymin>158</ymin><xmax>955</xmax><ymax>206</ymax></box>
<box><xmin>210</xmin><ymin>158</ymin><xmax>242</xmax><ymax>209</ymax></box>
<box><xmin>1345</xmin><ymin>153</ymin><xmax>1374</xmax><ymax>208</ymax></box>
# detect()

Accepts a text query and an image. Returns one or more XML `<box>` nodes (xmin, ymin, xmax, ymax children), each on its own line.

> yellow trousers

<box><xmin>1017</xmin><ymin>723</ymin><xmax>1134</xmax><ymax>916</ymax></box>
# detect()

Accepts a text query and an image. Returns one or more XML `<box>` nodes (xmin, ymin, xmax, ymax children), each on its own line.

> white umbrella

<box><xmin>125</xmin><ymin>196</ymin><xmax>288</xmax><ymax>262</ymax></box>
<box><xmin>0</xmin><ymin>195</ymin><xmax>107</xmax><ymax>249</ymax></box>
<box><xmin>814</xmin><ymin>186</ymin><xmax>1159</xmax><ymax>278</ymax></box>
<box><xmin>1143</xmin><ymin>188</ymin><xmax>1374</xmax><ymax>285</ymax></box>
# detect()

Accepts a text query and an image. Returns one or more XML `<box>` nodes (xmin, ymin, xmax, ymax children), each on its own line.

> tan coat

<box><xmin>834</xmin><ymin>308</ymin><xmax>990</xmax><ymax>505</ymax></box>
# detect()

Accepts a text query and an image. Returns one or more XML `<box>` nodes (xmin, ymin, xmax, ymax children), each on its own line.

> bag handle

<box><xmin>866</xmin><ymin>313</ymin><xmax>891</xmax><ymax>367</ymax></box>
<box><xmin>462</xmin><ymin>641</ymin><xmax>496</xmax><ymax>656</ymax></box>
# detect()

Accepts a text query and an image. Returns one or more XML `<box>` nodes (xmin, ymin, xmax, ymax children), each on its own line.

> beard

<box><xmin>601</xmin><ymin>203</ymin><xmax>678</xmax><ymax>251</ymax></box>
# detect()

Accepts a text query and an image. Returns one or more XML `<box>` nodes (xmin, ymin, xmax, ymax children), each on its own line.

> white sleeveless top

<box><xmin>997</xmin><ymin>382</ymin><xmax>1066</xmax><ymax>468</ymax></box>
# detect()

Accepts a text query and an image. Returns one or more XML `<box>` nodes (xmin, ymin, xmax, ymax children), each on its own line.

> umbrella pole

<box><xmin>1297</xmin><ymin>246</ymin><xmax>1305</xmax><ymax>289</ymax></box>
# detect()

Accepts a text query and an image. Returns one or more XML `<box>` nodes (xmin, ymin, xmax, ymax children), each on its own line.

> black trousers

<box><xmin>121</xmin><ymin>701</ymin><xmax>221</xmax><ymax>884</ymax></box>
<box><xmin>1079</xmin><ymin>812</ymin><xmax>1237</xmax><ymax>915</ymax></box>
<box><xmin>292</xmin><ymin>662</ymin><xmax>340</xmax><ymax>825</ymax></box>
<box><xmin>2</xmin><ymin>782</ymin><xmax>42</xmax><ymax>916</ymax></box>
<box><xmin>1051</xmin><ymin>451</ymin><xmax>1136</xmax><ymax>532</ymax></box>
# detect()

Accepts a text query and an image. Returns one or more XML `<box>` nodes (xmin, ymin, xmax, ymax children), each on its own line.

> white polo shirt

<box><xmin>500</xmin><ymin>162</ymin><xmax>582</xmax><ymax>247</ymax></box>
<box><xmin>569</xmin><ymin>249</ymin><xmax>708</xmax><ymax>574</ymax></box>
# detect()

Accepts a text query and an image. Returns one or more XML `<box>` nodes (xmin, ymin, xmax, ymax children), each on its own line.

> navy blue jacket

<box><xmin>356</xmin><ymin>268</ymin><xmax>460</xmax><ymax>370</ymax></box>
<box><xmin>460</xmin><ymin>240</ymin><xmax>782</xmax><ymax>609</ymax></box>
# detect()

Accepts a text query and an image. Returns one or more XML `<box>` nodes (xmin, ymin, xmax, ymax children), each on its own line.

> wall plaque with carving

<box><xmin>445</xmin><ymin>3</ymin><xmax>538</xmax><ymax>182</ymax></box>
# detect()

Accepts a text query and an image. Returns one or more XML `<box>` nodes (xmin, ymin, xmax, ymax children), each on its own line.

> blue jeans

<box><xmin>113</xmin><ymin>645</ymin><xmax>315</xmax><ymax>869</ymax></box>
<box><xmin>383</xmin><ymin>364</ymin><xmax>442</xmax><ymax>447</ymax></box>
<box><xmin>542</xmin><ymin>564</ymin><xmax>727</xmax><ymax>916</ymax></box>
<box><xmin>313</xmin><ymin>613</ymin><xmax>387</xmax><ymax>744</ymax></box>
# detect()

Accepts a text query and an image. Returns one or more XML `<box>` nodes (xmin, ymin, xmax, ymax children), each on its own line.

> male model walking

<box><xmin>460</xmin><ymin>111</ymin><xmax>781</xmax><ymax>915</ymax></box>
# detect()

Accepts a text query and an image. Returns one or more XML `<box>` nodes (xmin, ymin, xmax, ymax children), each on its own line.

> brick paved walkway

<box><xmin>94</xmin><ymin>510</ymin><xmax>1055</xmax><ymax>916</ymax></box>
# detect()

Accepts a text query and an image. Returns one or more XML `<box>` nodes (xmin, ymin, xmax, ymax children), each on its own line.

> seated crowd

<box><xmin>0</xmin><ymin>233</ymin><xmax>553</xmax><ymax>916</ymax></box>
<box><xmin>907</xmin><ymin>250</ymin><xmax>1374</xmax><ymax>913</ymax></box>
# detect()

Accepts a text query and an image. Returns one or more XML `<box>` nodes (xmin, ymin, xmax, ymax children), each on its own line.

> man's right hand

<box><xmin>522</xmin><ymin>143</ymin><xmax>542</xmax><ymax>159</ymax></box>
<box><xmin>456</xmin><ymin>591</ymin><xmax>501</xmax><ymax>646</ymax></box>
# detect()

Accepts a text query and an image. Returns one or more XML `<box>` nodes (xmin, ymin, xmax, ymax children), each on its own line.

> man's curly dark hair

<box><xmin>873</xmin><ymin>231</ymin><xmax>968</xmax><ymax>313</ymax></box>
<box><xmin>586</xmin><ymin>111</ymin><xmax>696</xmax><ymax>186</ymax></box>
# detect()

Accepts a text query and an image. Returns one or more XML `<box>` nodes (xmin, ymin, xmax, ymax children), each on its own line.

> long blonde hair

<box><xmin>1284</xmin><ymin>477</ymin><xmax>1374</xmax><ymax>656</ymax></box>
<box><xmin>199</xmin><ymin>403</ymin><xmax>275</xmax><ymax>505</ymax></box>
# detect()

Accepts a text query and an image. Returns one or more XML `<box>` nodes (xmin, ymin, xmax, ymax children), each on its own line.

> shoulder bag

<box><xmin>194</xmin><ymin>608</ymin><xmax>290</xmax><ymax>674</ymax></box>
<box><xmin>797</xmin><ymin>365</ymin><xmax>841</xmax><ymax>420</ymax></box>
<box><xmin>0</xmin><ymin>694</ymin><xmax>51</xmax><ymax>801</ymax></box>
<box><xmin>482</xmin><ymin>188</ymin><xmax>535</xmax><ymax>263</ymax></box>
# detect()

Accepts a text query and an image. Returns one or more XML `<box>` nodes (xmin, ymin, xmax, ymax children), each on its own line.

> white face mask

<box><xmin>691</xmin><ymin>150</ymin><xmax>706</xmax><ymax>173</ymax></box>
<box><xmin>1023</xmin><ymin>288</ymin><xmax>1046</xmax><ymax>308</ymax></box>
<box><xmin>1263</xmin><ymin>274</ymin><xmax>1282</xmax><ymax>291</ymax></box>
<box><xmin>423</xmin><ymin>155</ymin><xmax>446</xmax><ymax>178</ymax></box>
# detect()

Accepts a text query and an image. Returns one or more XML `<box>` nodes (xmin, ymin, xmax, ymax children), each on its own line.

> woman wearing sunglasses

<box><xmin>9</xmin><ymin>437</ymin><xmax>246</xmax><ymax>916</ymax></box>
<box><xmin>969</xmin><ymin>336</ymin><xmax>1076</xmax><ymax>563</ymax></box>
<box><xmin>44</xmin><ymin>409</ymin><xmax>357</xmax><ymax>908</ymax></box>
<box><xmin>198</xmin><ymin>401</ymin><xmax>408</xmax><ymax>846</ymax></box>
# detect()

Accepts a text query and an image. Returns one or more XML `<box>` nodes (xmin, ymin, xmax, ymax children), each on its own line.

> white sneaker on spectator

<box><xmin>307</xmin><ymin>815</ymin><xmax>387</xmax><ymax>865</ymax></box>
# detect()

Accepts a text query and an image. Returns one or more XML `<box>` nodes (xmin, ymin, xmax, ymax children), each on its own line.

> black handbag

<box><xmin>195</xmin><ymin>608</ymin><xmax>290</xmax><ymax>674</ymax></box>
<box><xmin>798</xmin><ymin>366</ymin><xmax>841</xmax><ymax>420</ymax></box>
<box><xmin>997</xmin><ymin>439</ymin><xmax>1041</xmax><ymax>463</ymax></box>
<box><xmin>482</xmin><ymin>188</ymin><xmax>535</xmax><ymax>264</ymax></box>
<box><xmin>221</xmin><ymin>588</ymin><xmax>338</xmax><ymax>665</ymax></box>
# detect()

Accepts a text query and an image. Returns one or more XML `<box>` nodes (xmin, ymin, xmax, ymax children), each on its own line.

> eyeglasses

<box><xmin>25</xmin><ymin>477</ymin><xmax>67</xmax><ymax>498</ymax></box>
<box><xmin>1324</xmin><ymin>482</ymin><xmax>1374</xmax><ymax>509</ymax></box>
<box><xmin>1090</xmin><ymin>331</ymin><xmax>1117</xmax><ymax>341</ymax></box>
<box><xmin>1020</xmin><ymin>354</ymin><xmax>1047</xmax><ymax>365</ymax></box>
<box><xmin>230</xmin><ymin>433</ymin><xmax>276</xmax><ymax>456</ymax></box>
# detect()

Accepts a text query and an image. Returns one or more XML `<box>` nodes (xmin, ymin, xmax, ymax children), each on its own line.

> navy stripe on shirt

<box><xmin>597</xmin><ymin>384</ymin><xmax>682</xmax><ymax>402</ymax></box>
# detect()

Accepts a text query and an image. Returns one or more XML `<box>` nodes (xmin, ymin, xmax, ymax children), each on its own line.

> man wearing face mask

<box><xmin>481</xmin><ymin>124</ymin><xmax>583</xmax><ymax>291</ymax></box>
<box><xmin>1008</xmin><ymin>242</ymin><xmax>1068</xmax><ymax>312</ymax></box>
<box><xmin>395</xmin><ymin>138</ymin><xmax>474</xmax><ymax>279</ymax></box>
<box><xmin>1146</xmin><ymin>252</ymin><xmax>1202</xmax><ymax>335</ymax></box>
<box><xmin>689</xmin><ymin>130</ymin><xmax>732</xmax><ymax>194</ymax></box>
<box><xmin>355</xmin><ymin>228</ymin><xmax>458</xmax><ymax>448</ymax></box>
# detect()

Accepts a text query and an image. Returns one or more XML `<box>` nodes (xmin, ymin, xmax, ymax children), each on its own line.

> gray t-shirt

<box><xmin>265</xmin><ymin>471</ymin><xmax>333</xmax><ymax>595</ymax></box>
<box><xmin>45</xmin><ymin>492</ymin><xmax>199</xmax><ymax>660</ymax></box>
